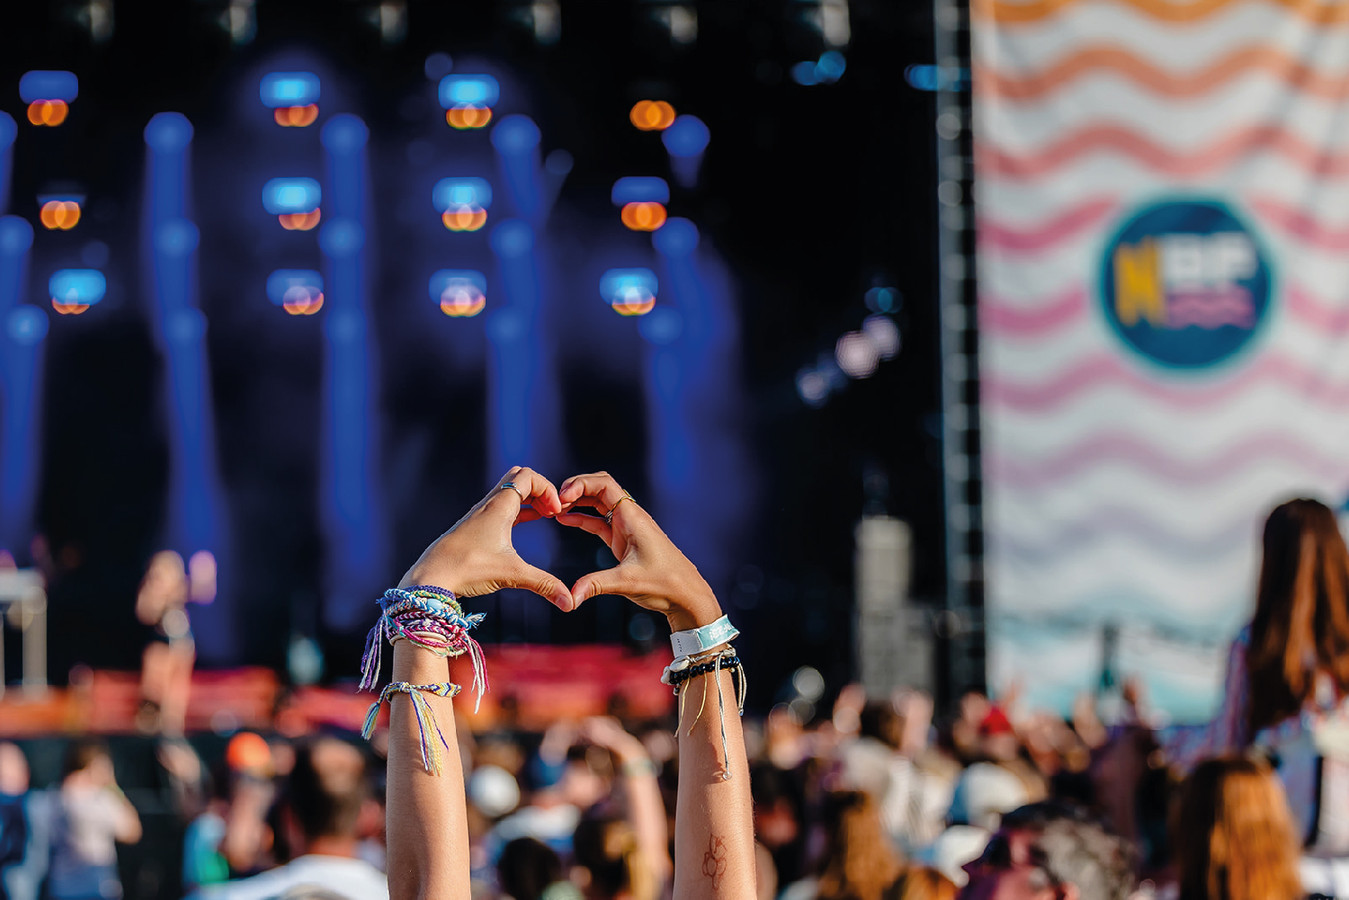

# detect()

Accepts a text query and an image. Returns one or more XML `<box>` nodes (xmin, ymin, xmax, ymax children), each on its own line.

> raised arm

<box><xmin>381</xmin><ymin>467</ymin><xmax>573</xmax><ymax>900</ymax></box>
<box><xmin>558</xmin><ymin>472</ymin><xmax>756</xmax><ymax>900</ymax></box>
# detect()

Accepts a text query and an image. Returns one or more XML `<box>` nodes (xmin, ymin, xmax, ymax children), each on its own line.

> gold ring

<box><xmin>604</xmin><ymin>493</ymin><xmax>635</xmax><ymax>524</ymax></box>
<box><xmin>500</xmin><ymin>482</ymin><xmax>526</xmax><ymax>503</ymax></box>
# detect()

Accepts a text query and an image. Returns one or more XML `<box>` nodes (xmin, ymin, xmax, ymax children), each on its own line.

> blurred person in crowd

<box><xmin>891</xmin><ymin>866</ymin><xmax>958</xmax><ymax>900</ymax></box>
<box><xmin>1171</xmin><ymin>757</ymin><xmax>1302</xmax><ymax>900</ymax></box>
<box><xmin>959</xmin><ymin>801</ymin><xmax>1134</xmax><ymax>900</ymax></box>
<box><xmin>578</xmin><ymin>716</ymin><xmax>671</xmax><ymax>892</ymax></box>
<box><xmin>571</xmin><ymin>812</ymin><xmax>657</xmax><ymax>900</ymax></box>
<box><xmin>780</xmin><ymin>790</ymin><xmax>906</xmax><ymax>900</ymax></box>
<box><xmin>1166</xmin><ymin>498</ymin><xmax>1349</xmax><ymax>852</ymax></box>
<box><xmin>46</xmin><ymin>739</ymin><xmax>142</xmax><ymax>900</ymax></box>
<box><xmin>136</xmin><ymin>550</ymin><xmax>214</xmax><ymax>736</ymax></box>
<box><xmin>193</xmin><ymin>737</ymin><xmax>386</xmax><ymax>900</ymax></box>
<box><xmin>0</xmin><ymin>743</ymin><xmax>28</xmax><ymax>900</ymax></box>
<box><xmin>495</xmin><ymin>836</ymin><xmax>580</xmax><ymax>900</ymax></box>
<box><xmin>381</xmin><ymin>468</ymin><xmax>756</xmax><ymax>899</ymax></box>
<box><xmin>182</xmin><ymin>733</ymin><xmax>277</xmax><ymax>891</ymax></box>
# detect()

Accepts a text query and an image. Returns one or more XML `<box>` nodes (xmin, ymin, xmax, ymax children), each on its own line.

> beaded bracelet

<box><xmin>362</xmin><ymin>681</ymin><xmax>461</xmax><ymax>775</ymax></box>
<box><xmin>664</xmin><ymin>645</ymin><xmax>747</xmax><ymax>782</ymax></box>
<box><xmin>359</xmin><ymin>586</ymin><xmax>489</xmax><ymax>708</ymax></box>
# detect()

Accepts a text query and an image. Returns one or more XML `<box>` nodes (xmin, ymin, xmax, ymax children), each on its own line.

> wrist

<box><xmin>664</xmin><ymin>591</ymin><xmax>723</xmax><ymax>633</ymax></box>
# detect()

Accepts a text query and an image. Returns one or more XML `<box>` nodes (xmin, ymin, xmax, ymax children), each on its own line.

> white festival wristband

<box><xmin>669</xmin><ymin>615</ymin><xmax>739</xmax><ymax>659</ymax></box>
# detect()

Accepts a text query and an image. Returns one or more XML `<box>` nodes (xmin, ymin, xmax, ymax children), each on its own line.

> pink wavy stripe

<box><xmin>977</xmin><ymin>124</ymin><xmax>1349</xmax><ymax>179</ymax></box>
<box><xmin>980</xmin><ymin>285</ymin><xmax>1089</xmax><ymax>336</ymax></box>
<box><xmin>987</xmin><ymin>432</ymin><xmax>1347</xmax><ymax>489</ymax></box>
<box><xmin>983</xmin><ymin>354</ymin><xmax>1349</xmax><ymax>412</ymax></box>
<box><xmin>976</xmin><ymin>197</ymin><xmax>1120</xmax><ymax>251</ymax></box>
<box><xmin>1252</xmin><ymin>196</ymin><xmax>1349</xmax><ymax>250</ymax></box>
<box><xmin>981</xmin><ymin>281</ymin><xmax>1349</xmax><ymax>339</ymax></box>
<box><xmin>1286</xmin><ymin>282</ymin><xmax>1349</xmax><ymax>332</ymax></box>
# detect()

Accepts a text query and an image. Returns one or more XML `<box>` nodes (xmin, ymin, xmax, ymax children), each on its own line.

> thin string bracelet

<box><xmin>362</xmin><ymin>681</ymin><xmax>461</xmax><ymax>776</ymax></box>
<box><xmin>669</xmin><ymin>650</ymin><xmax>747</xmax><ymax>782</ymax></box>
<box><xmin>360</xmin><ymin>587</ymin><xmax>490</xmax><ymax>708</ymax></box>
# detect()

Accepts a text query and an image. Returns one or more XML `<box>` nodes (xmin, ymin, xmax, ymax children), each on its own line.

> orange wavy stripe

<box><xmin>977</xmin><ymin>123</ymin><xmax>1349</xmax><ymax>178</ymax></box>
<box><xmin>976</xmin><ymin>45</ymin><xmax>1349</xmax><ymax>101</ymax></box>
<box><xmin>972</xmin><ymin>0</ymin><xmax>1349</xmax><ymax>26</ymax></box>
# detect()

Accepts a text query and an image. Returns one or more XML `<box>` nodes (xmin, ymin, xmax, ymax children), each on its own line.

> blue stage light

<box><xmin>19</xmin><ymin>70</ymin><xmax>78</xmax><ymax>103</ymax></box>
<box><xmin>791</xmin><ymin>61</ymin><xmax>820</xmax><ymax>86</ymax></box>
<box><xmin>432</xmin><ymin>177</ymin><xmax>492</xmax><ymax>211</ymax></box>
<box><xmin>5</xmin><ymin>306</ymin><xmax>48</xmax><ymax>346</ymax></box>
<box><xmin>491</xmin><ymin>115</ymin><xmax>540</xmax><ymax>154</ymax></box>
<box><xmin>600</xmin><ymin>268</ymin><xmax>658</xmax><ymax>316</ymax></box>
<box><xmin>816</xmin><ymin>50</ymin><xmax>847</xmax><ymax>83</ymax></box>
<box><xmin>611</xmin><ymin>177</ymin><xmax>670</xmax><ymax>206</ymax></box>
<box><xmin>144</xmin><ymin>113</ymin><xmax>193</xmax><ymax>153</ymax></box>
<box><xmin>0</xmin><ymin>113</ymin><xmax>14</xmax><ymax>149</ymax></box>
<box><xmin>653</xmin><ymin>218</ymin><xmax>699</xmax><ymax>257</ymax></box>
<box><xmin>662</xmin><ymin>115</ymin><xmax>710</xmax><ymax>158</ymax></box>
<box><xmin>430</xmin><ymin>269</ymin><xmax>487</xmax><ymax>317</ymax></box>
<box><xmin>49</xmin><ymin>268</ymin><xmax>106</xmax><ymax>314</ymax></box>
<box><xmin>438</xmin><ymin>74</ymin><xmax>500</xmax><ymax>109</ymax></box>
<box><xmin>259</xmin><ymin>72</ymin><xmax>320</xmax><ymax>108</ymax></box>
<box><xmin>0</xmin><ymin>216</ymin><xmax>33</xmax><ymax>256</ymax></box>
<box><xmin>263</xmin><ymin>177</ymin><xmax>322</xmax><ymax>215</ymax></box>
<box><xmin>639</xmin><ymin>307</ymin><xmax>683</xmax><ymax>345</ymax></box>
<box><xmin>266</xmin><ymin>269</ymin><xmax>325</xmax><ymax>315</ymax></box>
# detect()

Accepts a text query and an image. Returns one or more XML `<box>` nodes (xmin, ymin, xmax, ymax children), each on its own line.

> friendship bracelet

<box><xmin>359</xmin><ymin>586</ymin><xmax>490</xmax><ymax>711</ymax></box>
<box><xmin>667</xmin><ymin>647</ymin><xmax>747</xmax><ymax>781</ymax></box>
<box><xmin>361</xmin><ymin>681</ymin><xmax>461</xmax><ymax>775</ymax></box>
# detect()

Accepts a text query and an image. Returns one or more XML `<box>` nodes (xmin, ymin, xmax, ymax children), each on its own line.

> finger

<box><xmin>515</xmin><ymin>507</ymin><xmax>546</xmax><ymax>526</ymax></box>
<box><xmin>508</xmin><ymin>560</ymin><xmax>575</xmax><ymax>612</ymax></box>
<box><xmin>489</xmin><ymin>466</ymin><xmax>562</xmax><ymax>518</ymax></box>
<box><xmin>558</xmin><ymin>472</ymin><xmax>630</xmax><ymax>514</ymax></box>
<box><xmin>555</xmin><ymin>511</ymin><xmax>614</xmax><ymax>547</ymax></box>
<box><xmin>570</xmin><ymin>563</ymin><xmax>637</xmax><ymax>608</ymax></box>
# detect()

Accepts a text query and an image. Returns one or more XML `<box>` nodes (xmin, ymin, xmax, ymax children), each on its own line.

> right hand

<box><xmin>555</xmin><ymin>472</ymin><xmax>722</xmax><ymax>632</ymax></box>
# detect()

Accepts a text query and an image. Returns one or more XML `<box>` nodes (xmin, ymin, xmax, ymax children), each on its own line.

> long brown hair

<box><xmin>1174</xmin><ymin>757</ymin><xmax>1302</xmax><ymax>900</ymax></box>
<box><xmin>1247</xmin><ymin>498</ymin><xmax>1349</xmax><ymax>733</ymax></box>
<box><xmin>816</xmin><ymin>791</ymin><xmax>905</xmax><ymax>900</ymax></box>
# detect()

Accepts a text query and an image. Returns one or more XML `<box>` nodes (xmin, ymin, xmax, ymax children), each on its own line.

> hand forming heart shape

<box><xmin>398</xmin><ymin>467</ymin><xmax>724</xmax><ymax>632</ymax></box>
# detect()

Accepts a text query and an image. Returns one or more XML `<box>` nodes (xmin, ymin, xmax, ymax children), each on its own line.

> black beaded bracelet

<box><xmin>667</xmin><ymin>655</ymin><xmax>741</xmax><ymax>689</ymax></box>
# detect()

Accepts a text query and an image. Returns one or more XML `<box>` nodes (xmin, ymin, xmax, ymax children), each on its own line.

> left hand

<box><xmin>398</xmin><ymin>466</ymin><xmax>573</xmax><ymax>610</ymax></box>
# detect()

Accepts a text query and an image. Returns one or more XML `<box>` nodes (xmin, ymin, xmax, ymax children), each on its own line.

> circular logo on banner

<box><xmin>1100</xmin><ymin>199</ymin><xmax>1272</xmax><ymax>369</ymax></box>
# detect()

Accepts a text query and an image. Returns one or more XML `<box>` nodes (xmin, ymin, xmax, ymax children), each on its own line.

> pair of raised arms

<box><xmin>384</xmin><ymin>467</ymin><xmax>755</xmax><ymax>900</ymax></box>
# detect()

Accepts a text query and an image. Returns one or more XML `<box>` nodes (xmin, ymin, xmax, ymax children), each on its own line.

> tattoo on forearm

<box><xmin>702</xmin><ymin>834</ymin><xmax>727</xmax><ymax>888</ymax></box>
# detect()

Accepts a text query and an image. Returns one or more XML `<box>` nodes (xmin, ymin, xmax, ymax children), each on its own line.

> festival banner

<box><xmin>974</xmin><ymin>0</ymin><xmax>1349</xmax><ymax>719</ymax></box>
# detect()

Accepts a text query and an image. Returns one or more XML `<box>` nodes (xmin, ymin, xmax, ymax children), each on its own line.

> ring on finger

<box><xmin>500</xmin><ymin>481</ymin><xmax>527</xmax><ymax>503</ymax></box>
<box><xmin>604</xmin><ymin>493</ymin><xmax>635</xmax><ymax>524</ymax></box>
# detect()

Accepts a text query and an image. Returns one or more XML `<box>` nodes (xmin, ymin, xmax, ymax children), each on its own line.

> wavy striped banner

<box><xmin>976</xmin><ymin>0</ymin><xmax>1349</xmax><ymax>716</ymax></box>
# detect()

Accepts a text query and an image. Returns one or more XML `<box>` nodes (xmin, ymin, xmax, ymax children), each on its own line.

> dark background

<box><xmin>0</xmin><ymin>0</ymin><xmax>943</xmax><ymax>708</ymax></box>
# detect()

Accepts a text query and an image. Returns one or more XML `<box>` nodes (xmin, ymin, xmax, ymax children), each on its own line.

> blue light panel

<box><xmin>49</xmin><ymin>269</ymin><xmax>106</xmax><ymax>305</ymax></box>
<box><xmin>429</xmin><ymin>269</ymin><xmax>487</xmax><ymax>299</ymax></box>
<box><xmin>19</xmin><ymin>70</ymin><xmax>78</xmax><ymax>103</ymax></box>
<box><xmin>438</xmin><ymin>75</ymin><xmax>500</xmax><ymax>109</ymax></box>
<box><xmin>662</xmin><ymin>116</ymin><xmax>710</xmax><ymax>158</ymax></box>
<box><xmin>262</xmin><ymin>177</ymin><xmax>321</xmax><ymax>214</ymax></box>
<box><xmin>611</xmin><ymin>176</ymin><xmax>670</xmax><ymax>206</ymax></box>
<box><xmin>432</xmin><ymin>177</ymin><xmax>492</xmax><ymax>211</ymax></box>
<box><xmin>259</xmin><ymin>72</ymin><xmax>320</xmax><ymax>108</ymax></box>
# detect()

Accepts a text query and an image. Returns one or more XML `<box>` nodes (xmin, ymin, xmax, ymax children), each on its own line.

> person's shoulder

<box><xmin>193</xmin><ymin>857</ymin><xmax>388</xmax><ymax>900</ymax></box>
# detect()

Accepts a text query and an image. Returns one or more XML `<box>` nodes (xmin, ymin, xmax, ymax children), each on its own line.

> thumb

<box><xmin>570</xmin><ymin>565</ymin><xmax>631</xmax><ymax>609</ymax></box>
<box><xmin>510</xmin><ymin>561</ymin><xmax>574</xmax><ymax>612</ymax></box>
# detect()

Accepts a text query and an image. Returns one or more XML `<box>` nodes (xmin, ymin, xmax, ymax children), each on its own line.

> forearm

<box><xmin>619</xmin><ymin>758</ymin><xmax>672</xmax><ymax>886</ymax></box>
<box><xmin>385</xmin><ymin>641</ymin><xmax>470</xmax><ymax>900</ymax></box>
<box><xmin>673</xmin><ymin>668</ymin><xmax>755</xmax><ymax>899</ymax></box>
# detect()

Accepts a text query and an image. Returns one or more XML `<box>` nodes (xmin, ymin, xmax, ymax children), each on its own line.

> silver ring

<box><xmin>500</xmin><ymin>482</ymin><xmax>526</xmax><ymax>503</ymax></box>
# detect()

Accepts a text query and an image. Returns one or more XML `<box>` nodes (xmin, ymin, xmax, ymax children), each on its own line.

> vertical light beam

<box><xmin>0</xmin><ymin>217</ymin><xmax>43</xmax><ymax>553</ymax></box>
<box><xmin>144</xmin><ymin>112</ymin><xmax>233</xmax><ymax>660</ymax></box>
<box><xmin>489</xmin><ymin>115</ymin><xmax>543</xmax><ymax>222</ymax></box>
<box><xmin>319</xmin><ymin>115</ymin><xmax>385</xmax><ymax>631</ymax></box>
<box><xmin>0</xmin><ymin>114</ymin><xmax>16</xmax><ymax>215</ymax></box>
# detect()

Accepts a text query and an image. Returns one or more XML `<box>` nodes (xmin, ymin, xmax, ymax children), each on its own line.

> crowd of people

<box><xmin>0</xmin><ymin>476</ymin><xmax>1347</xmax><ymax>900</ymax></box>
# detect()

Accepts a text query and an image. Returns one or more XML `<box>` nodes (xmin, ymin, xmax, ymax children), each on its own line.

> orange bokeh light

<box><xmin>278</xmin><ymin>210</ymin><xmax>322</xmax><ymax>231</ymax></box>
<box><xmin>40</xmin><ymin>201</ymin><xmax>81</xmax><ymax>231</ymax></box>
<box><xmin>620</xmin><ymin>202</ymin><xmax>667</xmax><ymax>232</ymax></box>
<box><xmin>629</xmin><ymin>100</ymin><xmax>675</xmax><ymax>131</ymax></box>
<box><xmin>51</xmin><ymin>299</ymin><xmax>90</xmax><ymax>315</ymax></box>
<box><xmin>283</xmin><ymin>291</ymin><xmax>325</xmax><ymax>316</ymax></box>
<box><xmin>442</xmin><ymin>206</ymin><xmax>488</xmax><ymax>232</ymax></box>
<box><xmin>446</xmin><ymin>106</ymin><xmax>493</xmax><ymax>130</ymax></box>
<box><xmin>440</xmin><ymin>293</ymin><xmax>486</xmax><ymax>317</ymax></box>
<box><xmin>27</xmin><ymin>100</ymin><xmax>69</xmax><ymax>126</ymax></box>
<box><xmin>274</xmin><ymin>105</ymin><xmax>320</xmax><ymax>127</ymax></box>
<box><xmin>612</xmin><ymin>296</ymin><xmax>657</xmax><ymax>316</ymax></box>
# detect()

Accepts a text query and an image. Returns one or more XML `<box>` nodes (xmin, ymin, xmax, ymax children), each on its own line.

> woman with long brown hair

<box><xmin>1168</xmin><ymin>497</ymin><xmax>1349</xmax><ymax>852</ymax></box>
<box><xmin>780</xmin><ymin>790</ymin><xmax>906</xmax><ymax>900</ymax></box>
<box><xmin>1173</xmin><ymin>757</ymin><xmax>1303</xmax><ymax>900</ymax></box>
